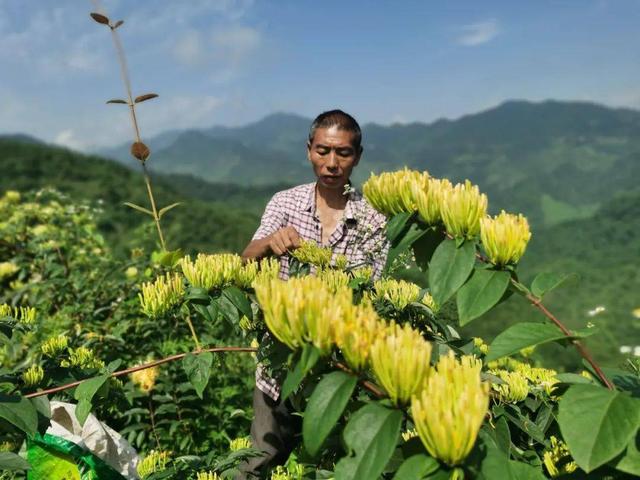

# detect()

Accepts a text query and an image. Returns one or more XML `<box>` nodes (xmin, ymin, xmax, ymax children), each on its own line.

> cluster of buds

<box><xmin>196</xmin><ymin>472</ymin><xmax>221</xmax><ymax>480</ymax></box>
<box><xmin>480</xmin><ymin>211</ymin><xmax>532</xmax><ymax>266</ymax></box>
<box><xmin>441</xmin><ymin>180</ymin><xmax>488</xmax><ymax>239</ymax></box>
<box><xmin>370</xmin><ymin>322</ymin><xmax>432</xmax><ymax>405</ymax></box>
<box><xmin>254</xmin><ymin>276</ymin><xmax>353</xmax><ymax>355</ymax></box>
<box><xmin>543</xmin><ymin>436</ymin><xmax>578</xmax><ymax>477</ymax></box>
<box><xmin>22</xmin><ymin>364</ymin><xmax>44</xmax><ymax>387</ymax></box>
<box><xmin>139</xmin><ymin>272</ymin><xmax>184</xmax><ymax>318</ymax></box>
<box><xmin>0</xmin><ymin>304</ymin><xmax>36</xmax><ymax>324</ymax></box>
<box><xmin>411</xmin><ymin>352</ymin><xmax>489</xmax><ymax>466</ymax></box>
<box><xmin>492</xmin><ymin>369</ymin><xmax>529</xmax><ymax>403</ymax></box>
<box><xmin>131</xmin><ymin>363</ymin><xmax>159</xmax><ymax>394</ymax></box>
<box><xmin>316</xmin><ymin>269</ymin><xmax>351</xmax><ymax>293</ymax></box>
<box><xmin>488</xmin><ymin>357</ymin><xmax>558</xmax><ymax>397</ymax></box>
<box><xmin>270</xmin><ymin>464</ymin><xmax>305</xmax><ymax>480</ymax></box>
<box><xmin>0</xmin><ymin>262</ymin><xmax>18</xmax><ymax>280</ymax></box>
<box><xmin>351</xmin><ymin>265</ymin><xmax>374</xmax><ymax>283</ymax></box>
<box><xmin>334</xmin><ymin>299</ymin><xmax>386</xmax><ymax>372</ymax></box>
<box><xmin>41</xmin><ymin>334</ymin><xmax>69</xmax><ymax>357</ymax></box>
<box><xmin>180</xmin><ymin>253</ymin><xmax>242</xmax><ymax>290</ymax></box>
<box><xmin>60</xmin><ymin>346</ymin><xmax>105</xmax><ymax>369</ymax></box>
<box><xmin>362</xmin><ymin>168</ymin><xmax>424</xmax><ymax>216</ymax></box>
<box><xmin>229</xmin><ymin>436</ymin><xmax>252</xmax><ymax>451</ymax></box>
<box><xmin>372</xmin><ymin>278</ymin><xmax>421</xmax><ymax>311</ymax></box>
<box><xmin>137</xmin><ymin>450</ymin><xmax>171</xmax><ymax>479</ymax></box>
<box><xmin>414</xmin><ymin>178</ymin><xmax>453</xmax><ymax>225</ymax></box>
<box><xmin>291</xmin><ymin>240</ymin><xmax>333</xmax><ymax>268</ymax></box>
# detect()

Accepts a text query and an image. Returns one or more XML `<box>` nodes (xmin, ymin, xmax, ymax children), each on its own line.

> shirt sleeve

<box><xmin>252</xmin><ymin>193</ymin><xmax>286</xmax><ymax>240</ymax></box>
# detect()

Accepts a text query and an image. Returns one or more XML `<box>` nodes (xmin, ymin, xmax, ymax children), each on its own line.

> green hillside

<box><xmin>100</xmin><ymin>101</ymin><xmax>640</xmax><ymax>228</ymax></box>
<box><xmin>0</xmin><ymin>138</ymin><xmax>261</xmax><ymax>256</ymax></box>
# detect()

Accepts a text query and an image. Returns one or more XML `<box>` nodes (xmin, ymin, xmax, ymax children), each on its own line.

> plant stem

<box><xmin>25</xmin><ymin>346</ymin><xmax>256</xmax><ymax>399</ymax></box>
<box><xmin>184</xmin><ymin>315</ymin><xmax>201</xmax><ymax>350</ymax></box>
<box><xmin>142</xmin><ymin>162</ymin><xmax>166</xmax><ymax>251</ymax></box>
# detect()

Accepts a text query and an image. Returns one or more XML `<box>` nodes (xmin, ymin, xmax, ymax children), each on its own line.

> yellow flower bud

<box><xmin>229</xmin><ymin>436</ymin><xmax>252</xmax><ymax>451</ymax></box>
<box><xmin>131</xmin><ymin>363</ymin><xmax>159</xmax><ymax>394</ymax></box>
<box><xmin>22</xmin><ymin>364</ymin><xmax>44</xmax><ymax>386</ymax></box>
<box><xmin>138</xmin><ymin>272</ymin><xmax>184</xmax><ymax>318</ymax></box>
<box><xmin>362</xmin><ymin>168</ymin><xmax>424</xmax><ymax>216</ymax></box>
<box><xmin>413</xmin><ymin>176</ymin><xmax>453</xmax><ymax>225</ymax></box>
<box><xmin>334</xmin><ymin>299</ymin><xmax>386</xmax><ymax>372</ymax></box>
<box><xmin>370</xmin><ymin>322</ymin><xmax>432</xmax><ymax>405</ymax></box>
<box><xmin>543</xmin><ymin>436</ymin><xmax>578</xmax><ymax>478</ymax></box>
<box><xmin>480</xmin><ymin>210</ymin><xmax>531</xmax><ymax>266</ymax></box>
<box><xmin>291</xmin><ymin>240</ymin><xmax>333</xmax><ymax>268</ymax></box>
<box><xmin>137</xmin><ymin>450</ymin><xmax>171</xmax><ymax>479</ymax></box>
<box><xmin>0</xmin><ymin>304</ymin><xmax>36</xmax><ymax>324</ymax></box>
<box><xmin>196</xmin><ymin>472</ymin><xmax>221</xmax><ymax>480</ymax></box>
<box><xmin>41</xmin><ymin>334</ymin><xmax>69</xmax><ymax>357</ymax></box>
<box><xmin>372</xmin><ymin>279</ymin><xmax>421</xmax><ymax>311</ymax></box>
<box><xmin>421</xmin><ymin>292</ymin><xmax>438</xmax><ymax>312</ymax></box>
<box><xmin>491</xmin><ymin>369</ymin><xmax>529</xmax><ymax>403</ymax></box>
<box><xmin>472</xmin><ymin>337</ymin><xmax>489</xmax><ymax>355</ymax></box>
<box><xmin>60</xmin><ymin>346</ymin><xmax>105</xmax><ymax>369</ymax></box>
<box><xmin>3</xmin><ymin>191</ymin><xmax>20</xmax><ymax>203</ymax></box>
<box><xmin>351</xmin><ymin>265</ymin><xmax>374</xmax><ymax>283</ymax></box>
<box><xmin>235</xmin><ymin>260</ymin><xmax>259</xmax><ymax>289</ymax></box>
<box><xmin>0</xmin><ymin>262</ymin><xmax>19</xmax><ymax>280</ymax></box>
<box><xmin>125</xmin><ymin>266</ymin><xmax>138</xmax><ymax>279</ymax></box>
<box><xmin>411</xmin><ymin>352</ymin><xmax>489</xmax><ymax>466</ymax></box>
<box><xmin>334</xmin><ymin>254</ymin><xmax>349</xmax><ymax>270</ymax></box>
<box><xmin>441</xmin><ymin>180</ymin><xmax>488</xmax><ymax>239</ymax></box>
<box><xmin>180</xmin><ymin>253</ymin><xmax>242</xmax><ymax>290</ymax></box>
<box><xmin>316</xmin><ymin>268</ymin><xmax>351</xmax><ymax>293</ymax></box>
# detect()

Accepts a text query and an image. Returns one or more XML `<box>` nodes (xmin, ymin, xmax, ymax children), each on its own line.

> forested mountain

<box><xmin>99</xmin><ymin>101</ymin><xmax>640</xmax><ymax>227</ymax></box>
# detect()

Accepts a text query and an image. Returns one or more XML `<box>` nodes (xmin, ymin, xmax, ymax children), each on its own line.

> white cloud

<box><xmin>54</xmin><ymin>129</ymin><xmax>88</xmax><ymax>151</ymax></box>
<box><xmin>456</xmin><ymin>19</ymin><xmax>500</xmax><ymax>46</ymax></box>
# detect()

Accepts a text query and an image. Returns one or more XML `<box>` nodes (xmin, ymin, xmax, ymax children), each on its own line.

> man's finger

<box><xmin>270</xmin><ymin>236</ymin><xmax>285</xmax><ymax>255</ymax></box>
<box><xmin>284</xmin><ymin>227</ymin><xmax>301</xmax><ymax>248</ymax></box>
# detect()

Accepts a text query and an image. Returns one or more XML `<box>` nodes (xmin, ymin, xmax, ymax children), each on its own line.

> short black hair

<box><xmin>308</xmin><ymin>110</ymin><xmax>362</xmax><ymax>151</ymax></box>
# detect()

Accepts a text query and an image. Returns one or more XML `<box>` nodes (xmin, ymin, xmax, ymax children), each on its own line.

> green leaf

<box><xmin>303</xmin><ymin>371</ymin><xmax>357</xmax><ymax>457</ymax></box>
<box><xmin>222</xmin><ymin>286</ymin><xmax>253</xmax><ymax>320</ymax></box>
<box><xmin>158</xmin><ymin>202</ymin><xmax>181</xmax><ymax>219</ymax></box>
<box><xmin>385</xmin><ymin>222</ymin><xmax>430</xmax><ymax>270</ymax></box>
<box><xmin>479</xmin><ymin>443</ymin><xmax>516</xmax><ymax>480</ymax></box>
<box><xmin>530</xmin><ymin>272</ymin><xmax>578</xmax><ymax>298</ymax></box>
<box><xmin>182</xmin><ymin>352</ymin><xmax>214</xmax><ymax>399</ymax></box>
<box><xmin>0</xmin><ymin>394</ymin><xmax>38</xmax><ymax>436</ymax></box>
<box><xmin>152</xmin><ymin>248</ymin><xmax>183</xmax><ymax>267</ymax></box>
<box><xmin>611</xmin><ymin>433</ymin><xmax>640</xmax><ymax>476</ymax></box>
<box><xmin>485</xmin><ymin>322</ymin><xmax>567</xmax><ymax>362</ymax></box>
<box><xmin>334</xmin><ymin>403</ymin><xmax>403</xmax><ymax>480</ymax></box>
<box><xmin>281</xmin><ymin>344</ymin><xmax>320</xmax><ymax>401</ymax></box>
<box><xmin>392</xmin><ymin>454</ymin><xmax>439</xmax><ymax>480</ymax></box>
<box><xmin>0</xmin><ymin>452</ymin><xmax>30</xmax><ymax>471</ymax></box>
<box><xmin>412</xmin><ymin>227</ymin><xmax>445</xmax><ymax>272</ymax></box>
<box><xmin>123</xmin><ymin>201</ymin><xmax>153</xmax><ymax>216</ymax></box>
<box><xmin>386</xmin><ymin>212</ymin><xmax>413</xmax><ymax>244</ymax></box>
<box><xmin>73</xmin><ymin>373</ymin><xmax>109</xmax><ymax>426</ymax></box>
<box><xmin>457</xmin><ymin>269</ymin><xmax>510</xmax><ymax>326</ymax></box>
<box><xmin>428</xmin><ymin>239</ymin><xmax>476</xmax><ymax>306</ymax></box>
<box><xmin>30</xmin><ymin>396</ymin><xmax>50</xmax><ymax>418</ymax></box>
<box><xmin>507</xmin><ymin>461</ymin><xmax>546</xmax><ymax>480</ymax></box>
<box><xmin>218</xmin><ymin>294</ymin><xmax>240</xmax><ymax>325</ymax></box>
<box><xmin>558</xmin><ymin>384</ymin><xmax>640</xmax><ymax>472</ymax></box>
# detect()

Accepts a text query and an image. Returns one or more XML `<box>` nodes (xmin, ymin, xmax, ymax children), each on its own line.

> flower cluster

<box><xmin>362</xmin><ymin>168</ymin><xmax>425</xmax><ymax>216</ymax></box>
<box><xmin>372</xmin><ymin>278</ymin><xmax>421</xmax><ymax>310</ymax></box>
<box><xmin>41</xmin><ymin>334</ymin><xmax>69</xmax><ymax>357</ymax></box>
<box><xmin>180</xmin><ymin>253</ymin><xmax>242</xmax><ymax>290</ymax></box>
<box><xmin>0</xmin><ymin>261</ymin><xmax>18</xmax><ymax>280</ymax></box>
<box><xmin>441</xmin><ymin>180</ymin><xmax>488</xmax><ymax>239</ymax></box>
<box><xmin>543</xmin><ymin>436</ymin><xmax>578</xmax><ymax>477</ymax></box>
<box><xmin>22</xmin><ymin>364</ymin><xmax>44</xmax><ymax>386</ymax></box>
<box><xmin>137</xmin><ymin>450</ymin><xmax>171</xmax><ymax>479</ymax></box>
<box><xmin>139</xmin><ymin>272</ymin><xmax>184</xmax><ymax>318</ymax></box>
<box><xmin>0</xmin><ymin>304</ymin><xmax>36</xmax><ymax>324</ymax></box>
<box><xmin>316</xmin><ymin>268</ymin><xmax>350</xmax><ymax>293</ymax></box>
<box><xmin>196</xmin><ymin>472</ymin><xmax>221</xmax><ymax>480</ymax></box>
<box><xmin>480</xmin><ymin>210</ymin><xmax>531</xmax><ymax>266</ymax></box>
<box><xmin>60</xmin><ymin>346</ymin><xmax>105</xmax><ymax>369</ymax></box>
<box><xmin>370</xmin><ymin>322</ymin><xmax>432</xmax><ymax>405</ymax></box>
<box><xmin>414</xmin><ymin>178</ymin><xmax>453</xmax><ymax>225</ymax></box>
<box><xmin>411</xmin><ymin>352</ymin><xmax>489</xmax><ymax>466</ymax></box>
<box><xmin>131</xmin><ymin>363</ymin><xmax>159</xmax><ymax>394</ymax></box>
<box><xmin>291</xmin><ymin>240</ymin><xmax>333</xmax><ymax>268</ymax></box>
<box><xmin>229</xmin><ymin>436</ymin><xmax>252</xmax><ymax>451</ymax></box>
<box><xmin>488</xmin><ymin>357</ymin><xmax>559</xmax><ymax>397</ymax></box>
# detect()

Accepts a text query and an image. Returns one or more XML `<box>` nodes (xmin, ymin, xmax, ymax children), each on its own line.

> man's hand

<box><xmin>268</xmin><ymin>226</ymin><xmax>301</xmax><ymax>256</ymax></box>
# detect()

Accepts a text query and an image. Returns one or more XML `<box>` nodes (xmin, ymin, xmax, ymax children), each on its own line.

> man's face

<box><xmin>307</xmin><ymin>125</ymin><xmax>361</xmax><ymax>191</ymax></box>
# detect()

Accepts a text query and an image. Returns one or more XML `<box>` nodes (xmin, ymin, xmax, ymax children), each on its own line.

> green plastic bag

<box><xmin>27</xmin><ymin>433</ymin><xmax>127</xmax><ymax>480</ymax></box>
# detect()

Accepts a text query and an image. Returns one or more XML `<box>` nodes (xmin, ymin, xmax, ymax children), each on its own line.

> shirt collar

<box><xmin>298</xmin><ymin>181</ymin><xmax>360</xmax><ymax>221</ymax></box>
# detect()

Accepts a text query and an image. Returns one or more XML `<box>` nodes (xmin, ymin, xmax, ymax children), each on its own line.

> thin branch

<box><xmin>334</xmin><ymin>361</ymin><xmax>386</xmax><ymax>398</ymax></box>
<box><xmin>25</xmin><ymin>346</ymin><xmax>256</xmax><ymax>399</ymax></box>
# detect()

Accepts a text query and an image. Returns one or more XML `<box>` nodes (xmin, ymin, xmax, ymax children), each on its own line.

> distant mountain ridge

<box><xmin>98</xmin><ymin>100</ymin><xmax>640</xmax><ymax>227</ymax></box>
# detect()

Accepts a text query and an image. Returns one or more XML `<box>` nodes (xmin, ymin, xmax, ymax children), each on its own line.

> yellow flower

<box><xmin>271</xmin><ymin>465</ymin><xmax>304</xmax><ymax>480</ymax></box>
<box><xmin>402</xmin><ymin>428</ymin><xmax>419</xmax><ymax>441</ymax></box>
<box><xmin>372</xmin><ymin>279</ymin><xmax>421</xmax><ymax>310</ymax></box>
<box><xmin>421</xmin><ymin>292</ymin><xmax>438</xmax><ymax>312</ymax></box>
<box><xmin>0</xmin><ymin>262</ymin><xmax>19</xmax><ymax>280</ymax></box>
<box><xmin>414</xmin><ymin>177</ymin><xmax>453</xmax><ymax>225</ymax></box>
<box><xmin>491</xmin><ymin>369</ymin><xmax>529</xmax><ymax>403</ymax></box>
<box><xmin>334</xmin><ymin>299</ymin><xmax>386</xmax><ymax>371</ymax></box>
<box><xmin>239</xmin><ymin>315</ymin><xmax>255</xmax><ymax>332</ymax></box>
<box><xmin>196</xmin><ymin>472</ymin><xmax>221</xmax><ymax>480</ymax></box>
<box><xmin>631</xmin><ymin>307</ymin><xmax>640</xmax><ymax>319</ymax></box>
<box><xmin>235</xmin><ymin>260</ymin><xmax>259</xmax><ymax>289</ymax></box>
<box><xmin>291</xmin><ymin>240</ymin><xmax>333</xmax><ymax>268</ymax></box>
<box><xmin>131</xmin><ymin>364</ymin><xmax>159</xmax><ymax>394</ymax></box>
<box><xmin>30</xmin><ymin>224</ymin><xmax>49</xmax><ymax>237</ymax></box>
<box><xmin>41</xmin><ymin>334</ymin><xmax>69</xmax><ymax>357</ymax></box>
<box><xmin>441</xmin><ymin>180</ymin><xmax>488</xmax><ymax>239</ymax></box>
<box><xmin>334</xmin><ymin>254</ymin><xmax>349</xmax><ymax>270</ymax></box>
<box><xmin>351</xmin><ymin>265</ymin><xmax>374</xmax><ymax>283</ymax></box>
<box><xmin>317</xmin><ymin>268</ymin><xmax>351</xmax><ymax>293</ymax></box>
<box><xmin>180</xmin><ymin>253</ymin><xmax>242</xmax><ymax>290</ymax></box>
<box><xmin>229</xmin><ymin>436</ymin><xmax>252</xmax><ymax>451</ymax></box>
<box><xmin>480</xmin><ymin>211</ymin><xmax>531</xmax><ymax>266</ymax></box>
<box><xmin>138</xmin><ymin>272</ymin><xmax>184</xmax><ymax>318</ymax></box>
<box><xmin>3</xmin><ymin>191</ymin><xmax>20</xmax><ymax>203</ymax></box>
<box><xmin>137</xmin><ymin>450</ymin><xmax>171</xmax><ymax>479</ymax></box>
<box><xmin>125</xmin><ymin>266</ymin><xmax>138</xmax><ymax>279</ymax></box>
<box><xmin>370</xmin><ymin>322</ymin><xmax>432</xmax><ymax>405</ymax></box>
<box><xmin>411</xmin><ymin>352</ymin><xmax>489</xmax><ymax>466</ymax></box>
<box><xmin>0</xmin><ymin>304</ymin><xmax>36</xmax><ymax>324</ymax></box>
<box><xmin>543</xmin><ymin>436</ymin><xmax>578</xmax><ymax>478</ymax></box>
<box><xmin>22</xmin><ymin>364</ymin><xmax>44</xmax><ymax>386</ymax></box>
<box><xmin>252</xmin><ymin>257</ymin><xmax>281</xmax><ymax>285</ymax></box>
<box><xmin>362</xmin><ymin>168</ymin><xmax>424</xmax><ymax>216</ymax></box>
<box><xmin>472</xmin><ymin>337</ymin><xmax>489</xmax><ymax>355</ymax></box>
<box><xmin>60</xmin><ymin>346</ymin><xmax>105</xmax><ymax>369</ymax></box>
<box><xmin>254</xmin><ymin>276</ymin><xmax>353</xmax><ymax>354</ymax></box>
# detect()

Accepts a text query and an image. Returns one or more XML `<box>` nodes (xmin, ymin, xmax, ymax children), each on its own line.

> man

<box><xmin>240</xmin><ymin>110</ymin><xmax>388</xmax><ymax>476</ymax></box>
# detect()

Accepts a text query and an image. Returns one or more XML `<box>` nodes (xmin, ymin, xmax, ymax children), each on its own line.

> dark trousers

<box><xmin>238</xmin><ymin>386</ymin><xmax>301</xmax><ymax>479</ymax></box>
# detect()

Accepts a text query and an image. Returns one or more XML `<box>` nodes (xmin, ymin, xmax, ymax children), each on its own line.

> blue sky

<box><xmin>1</xmin><ymin>0</ymin><xmax>639</xmax><ymax>150</ymax></box>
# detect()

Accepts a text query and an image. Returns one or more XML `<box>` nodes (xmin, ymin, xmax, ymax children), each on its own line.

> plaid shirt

<box><xmin>252</xmin><ymin>182</ymin><xmax>389</xmax><ymax>400</ymax></box>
